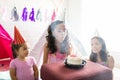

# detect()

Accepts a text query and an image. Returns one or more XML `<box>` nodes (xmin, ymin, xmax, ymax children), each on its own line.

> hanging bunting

<box><xmin>10</xmin><ymin>6</ymin><xmax>19</xmax><ymax>21</ymax></box>
<box><xmin>29</xmin><ymin>8</ymin><xmax>35</xmax><ymax>22</ymax></box>
<box><xmin>51</xmin><ymin>9</ymin><xmax>56</xmax><ymax>22</ymax></box>
<box><xmin>36</xmin><ymin>8</ymin><xmax>42</xmax><ymax>21</ymax></box>
<box><xmin>21</xmin><ymin>7</ymin><xmax>28</xmax><ymax>21</ymax></box>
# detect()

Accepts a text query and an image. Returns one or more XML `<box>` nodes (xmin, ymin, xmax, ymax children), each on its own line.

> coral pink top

<box><xmin>47</xmin><ymin>51</ymin><xmax>67</xmax><ymax>64</ymax></box>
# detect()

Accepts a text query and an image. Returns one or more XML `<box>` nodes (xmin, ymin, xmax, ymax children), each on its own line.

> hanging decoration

<box><xmin>7</xmin><ymin>0</ymin><xmax>65</xmax><ymax>22</ymax></box>
<box><xmin>51</xmin><ymin>9</ymin><xmax>56</xmax><ymax>22</ymax></box>
<box><xmin>21</xmin><ymin>7</ymin><xmax>28</xmax><ymax>21</ymax></box>
<box><xmin>36</xmin><ymin>8</ymin><xmax>42</xmax><ymax>21</ymax></box>
<box><xmin>10</xmin><ymin>6</ymin><xmax>19</xmax><ymax>21</ymax></box>
<box><xmin>29</xmin><ymin>8</ymin><xmax>35</xmax><ymax>22</ymax></box>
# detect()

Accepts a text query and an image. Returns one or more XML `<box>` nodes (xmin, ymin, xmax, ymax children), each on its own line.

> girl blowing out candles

<box><xmin>43</xmin><ymin>20</ymin><xmax>72</xmax><ymax>64</ymax></box>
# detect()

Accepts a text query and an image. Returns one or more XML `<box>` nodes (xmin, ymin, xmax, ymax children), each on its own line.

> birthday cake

<box><xmin>66</xmin><ymin>55</ymin><xmax>82</xmax><ymax>65</ymax></box>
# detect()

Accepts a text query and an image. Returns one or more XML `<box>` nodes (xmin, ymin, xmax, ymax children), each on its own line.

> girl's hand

<box><xmin>33</xmin><ymin>64</ymin><xmax>39</xmax><ymax>80</ymax></box>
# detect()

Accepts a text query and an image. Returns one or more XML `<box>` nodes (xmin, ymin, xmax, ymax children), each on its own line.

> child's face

<box><xmin>17</xmin><ymin>43</ymin><xmax>29</xmax><ymax>58</ymax></box>
<box><xmin>91</xmin><ymin>38</ymin><xmax>102</xmax><ymax>54</ymax></box>
<box><xmin>53</xmin><ymin>23</ymin><xmax>67</xmax><ymax>43</ymax></box>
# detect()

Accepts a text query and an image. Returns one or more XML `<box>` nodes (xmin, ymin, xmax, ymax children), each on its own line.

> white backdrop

<box><xmin>1</xmin><ymin>0</ymin><xmax>120</xmax><ymax>56</ymax></box>
<box><xmin>66</xmin><ymin>0</ymin><xmax>120</xmax><ymax>54</ymax></box>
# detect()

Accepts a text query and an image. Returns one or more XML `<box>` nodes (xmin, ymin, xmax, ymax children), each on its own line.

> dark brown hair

<box><xmin>46</xmin><ymin>20</ymin><xmax>69</xmax><ymax>54</ymax></box>
<box><xmin>12</xmin><ymin>42</ymin><xmax>24</xmax><ymax>58</ymax></box>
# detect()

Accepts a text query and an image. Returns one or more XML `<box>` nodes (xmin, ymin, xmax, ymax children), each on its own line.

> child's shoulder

<box><xmin>44</xmin><ymin>42</ymin><xmax>49</xmax><ymax>50</ymax></box>
<box><xmin>10</xmin><ymin>58</ymin><xmax>17</xmax><ymax>62</ymax></box>
<box><xmin>27</xmin><ymin>56</ymin><xmax>36</xmax><ymax>61</ymax></box>
<box><xmin>27</xmin><ymin>56</ymin><xmax>35</xmax><ymax>59</ymax></box>
<box><xmin>27</xmin><ymin>56</ymin><xmax>37</xmax><ymax>64</ymax></box>
<box><xmin>10</xmin><ymin>58</ymin><xmax>19</xmax><ymax>65</ymax></box>
<box><xmin>44</xmin><ymin>42</ymin><xmax>48</xmax><ymax>47</ymax></box>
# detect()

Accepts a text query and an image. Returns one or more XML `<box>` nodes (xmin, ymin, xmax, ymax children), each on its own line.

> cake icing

<box><xmin>67</xmin><ymin>55</ymin><xmax>82</xmax><ymax>65</ymax></box>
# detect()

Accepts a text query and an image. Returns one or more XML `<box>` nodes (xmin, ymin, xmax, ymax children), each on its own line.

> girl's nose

<box><xmin>92</xmin><ymin>45</ymin><xmax>96</xmax><ymax>49</ymax></box>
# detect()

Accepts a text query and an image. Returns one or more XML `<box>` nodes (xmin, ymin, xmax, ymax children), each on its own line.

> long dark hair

<box><xmin>46</xmin><ymin>20</ymin><xmax>69</xmax><ymax>54</ymax></box>
<box><xmin>12</xmin><ymin>42</ymin><xmax>24</xmax><ymax>58</ymax></box>
<box><xmin>89</xmin><ymin>36</ymin><xmax>108</xmax><ymax>62</ymax></box>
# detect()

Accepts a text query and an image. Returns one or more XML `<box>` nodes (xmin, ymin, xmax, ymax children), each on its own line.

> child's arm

<box><xmin>43</xmin><ymin>43</ymin><xmax>49</xmax><ymax>64</ymax></box>
<box><xmin>108</xmin><ymin>55</ymin><xmax>115</xmax><ymax>69</ymax></box>
<box><xmin>33</xmin><ymin>64</ymin><xmax>39</xmax><ymax>80</ymax></box>
<box><xmin>9</xmin><ymin>68</ymin><xmax>17</xmax><ymax>80</ymax></box>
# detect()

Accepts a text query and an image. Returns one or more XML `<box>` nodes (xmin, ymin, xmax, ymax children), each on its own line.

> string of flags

<box><xmin>10</xmin><ymin>6</ymin><xmax>56</xmax><ymax>22</ymax></box>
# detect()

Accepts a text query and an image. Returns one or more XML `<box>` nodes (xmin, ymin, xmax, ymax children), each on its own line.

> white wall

<box><xmin>66</xmin><ymin>0</ymin><xmax>120</xmax><ymax>54</ymax></box>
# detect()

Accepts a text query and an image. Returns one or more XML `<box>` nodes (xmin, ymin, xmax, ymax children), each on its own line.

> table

<box><xmin>41</xmin><ymin>61</ymin><xmax>113</xmax><ymax>80</ymax></box>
